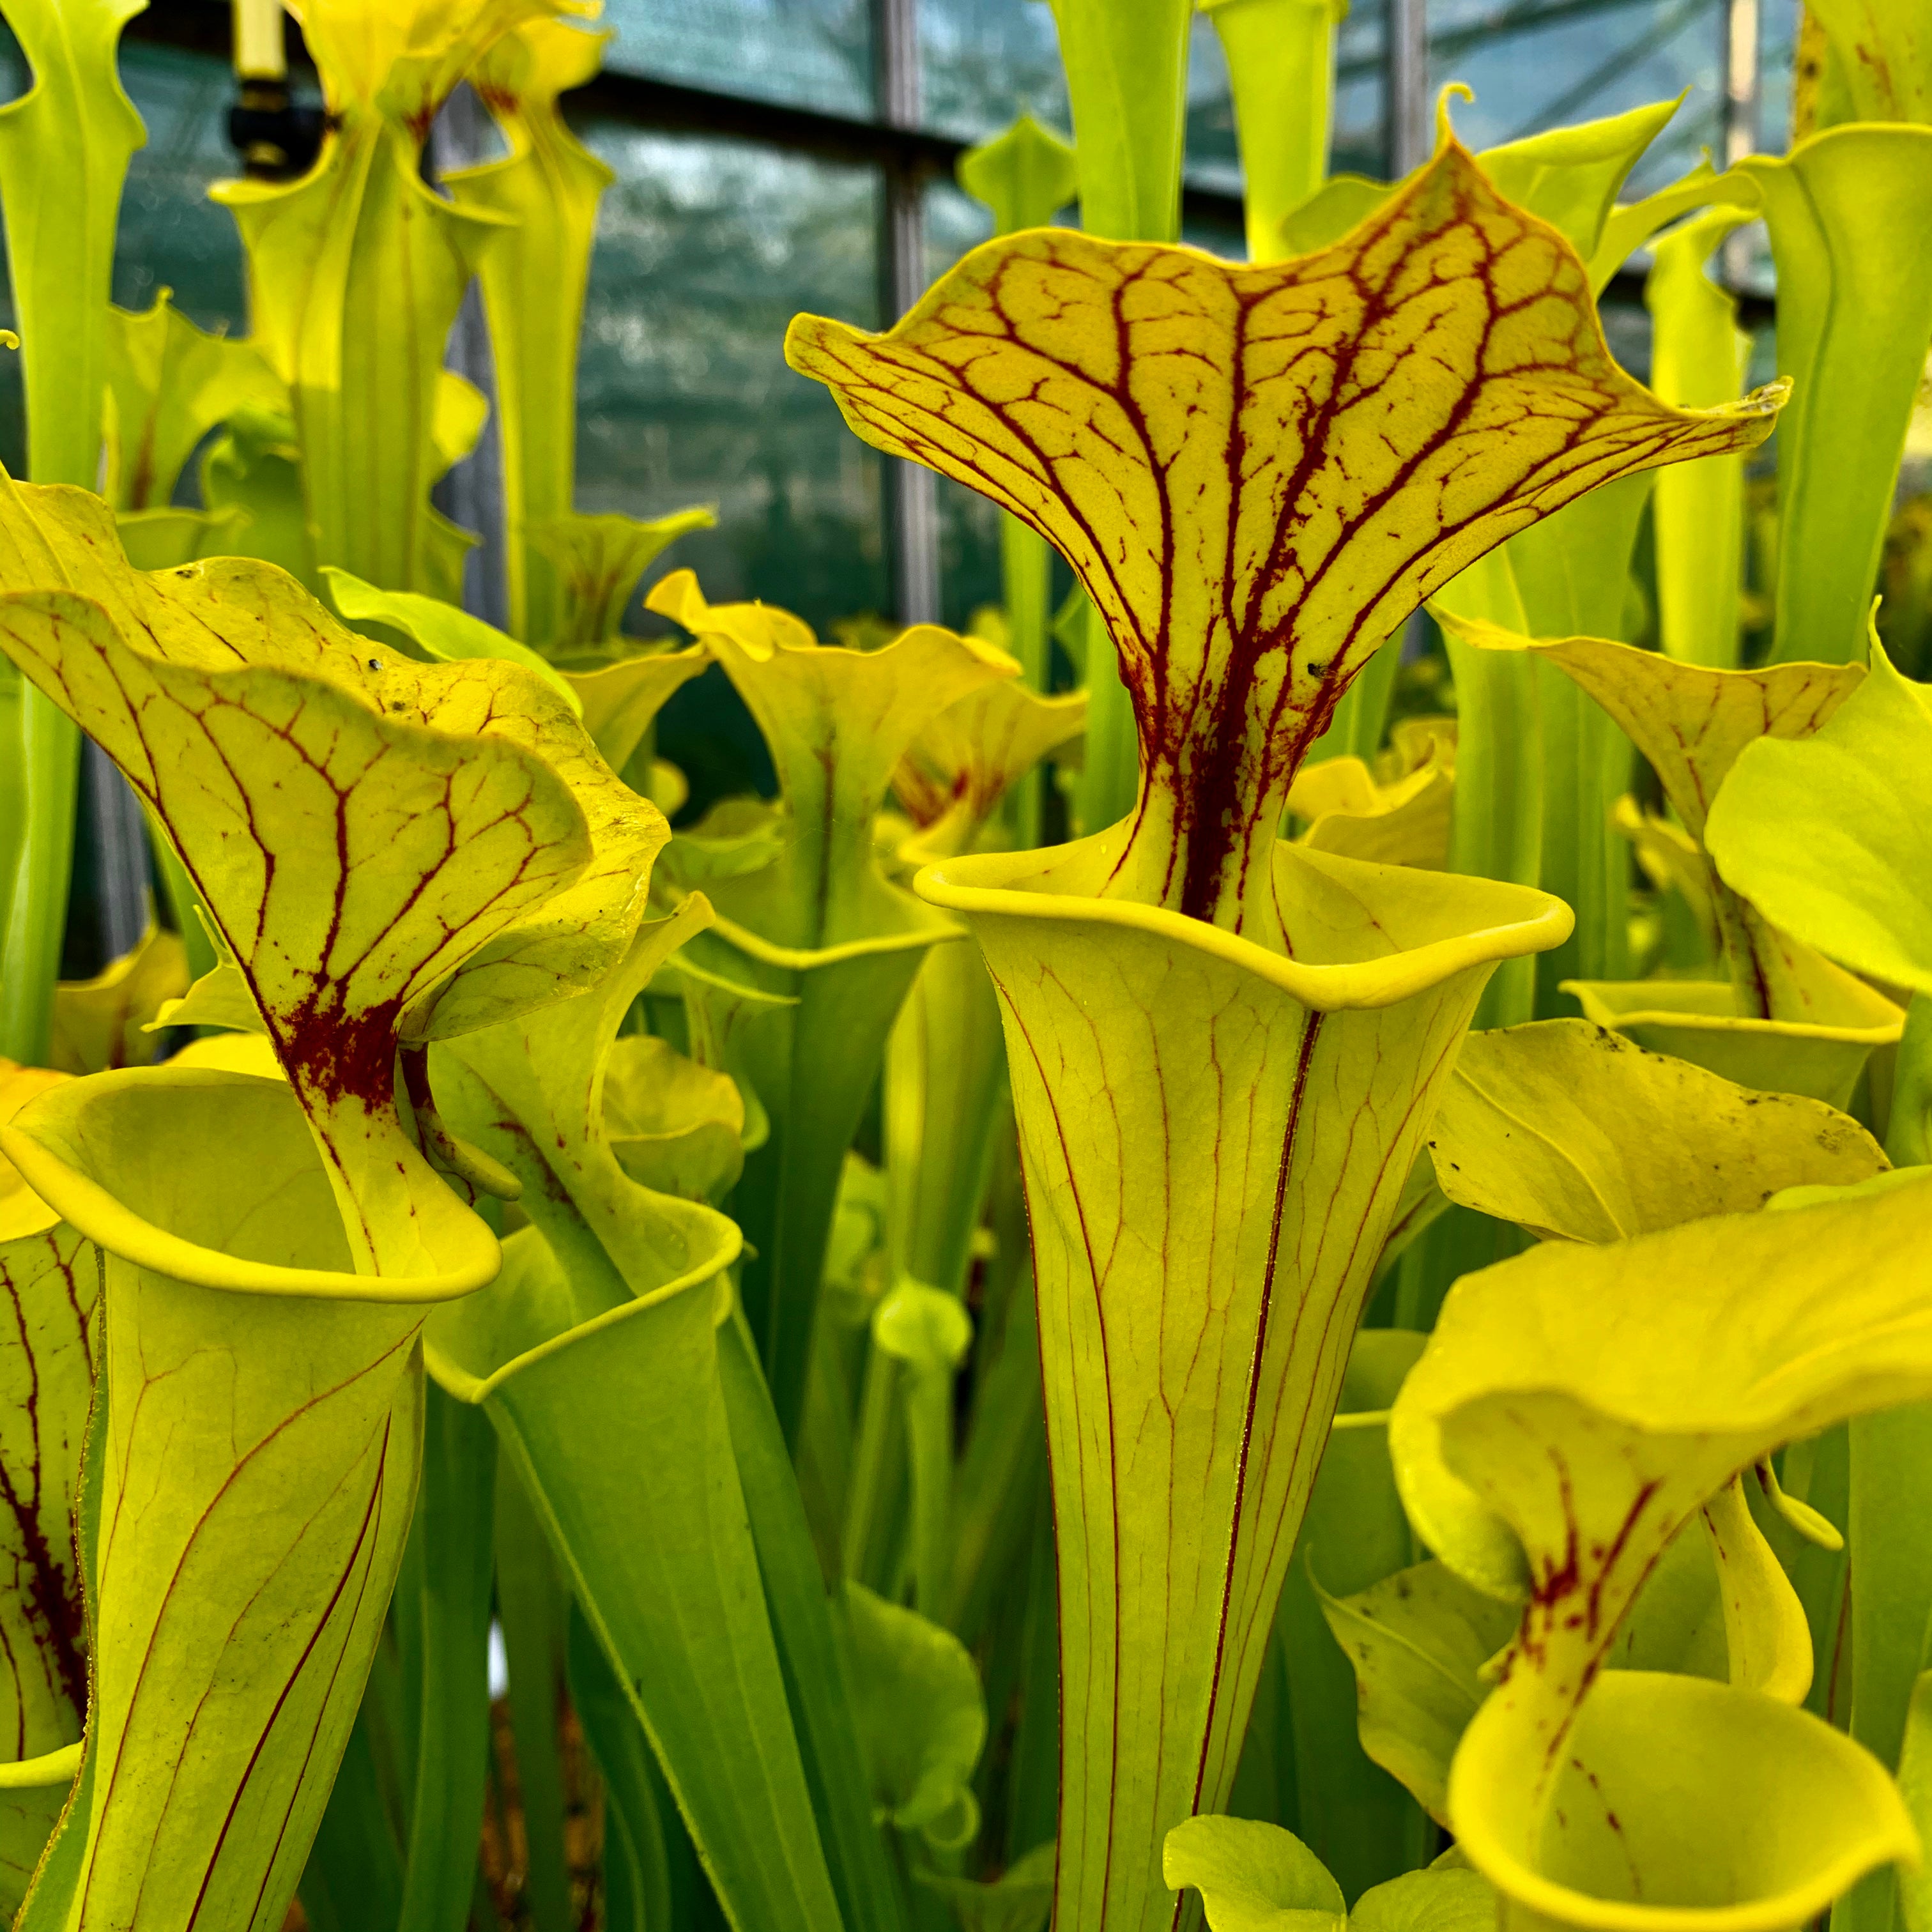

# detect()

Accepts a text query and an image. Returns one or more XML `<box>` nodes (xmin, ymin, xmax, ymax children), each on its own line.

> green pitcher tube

<box><xmin>3</xmin><ymin>1066</ymin><xmax>498</xmax><ymax>1932</ymax></box>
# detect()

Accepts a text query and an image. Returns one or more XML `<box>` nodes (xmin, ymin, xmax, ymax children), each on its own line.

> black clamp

<box><xmin>227</xmin><ymin>79</ymin><xmax>326</xmax><ymax>180</ymax></box>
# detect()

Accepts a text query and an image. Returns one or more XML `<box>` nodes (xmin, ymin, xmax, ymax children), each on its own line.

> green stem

<box><xmin>795</xmin><ymin>1294</ymin><xmax>864</xmax><ymax>1583</ymax></box>
<box><xmin>0</xmin><ymin>0</ymin><xmax>141</xmax><ymax>1069</ymax></box>
<box><xmin>1000</xmin><ymin>514</ymin><xmax>1055</xmax><ymax>850</ymax></box>
<box><xmin>567</xmin><ymin>1597</ymin><xmax>671</xmax><ymax>1932</ymax></box>
<box><xmin>1208</xmin><ymin>0</ymin><xmax>1341</xmax><ymax>263</ymax></box>
<box><xmin>719</xmin><ymin>1313</ymin><xmax>910</xmax><ymax>1932</ymax></box>
<box><xmin>1775</xmin><ymin>1427</ymin><xmax>1853</xmax><ymax>1725</ymax></box>
<box><xmin>1051</xmin><ymin>0</ymin><xmax>1192</xmax><ymax>847</ymax></box>
<box><xmin>946</xmin><ymin>1285</ymin><xmax>1045</xmax><ymax>1646</ymax></box>
<box><xmin>362</xmin><ymin>1635</ymin><xmax>414</xmax><ymax>1860</ymax></box>
<box><xmin>1005</xmin><ymin>1484</ymin><xmax>1060</xmax><ymax>1866</ymax></box>
<box><xmin>842</xmin><ymin>1335</ymin><xmax>905</xmax><ymax>1593</ymax></box>
<box><xmin>1055</xmin><ymin>0</ymin><xmax>1192</xmax><ymax>244</ymax></box>
<box><xmin>298</xmin><ymin>1710</ymin><xmax>406</xmax><ymax>1932</ymax></box>
<box><xmin>472</xmin><ymin>1859</ymin><xmax>508</xmax><ymax>1932</ymax></box>
<box><xmin>974</xmin><ymin>1123</ymin><xmax>1031</xmax><ymax>1376</ymax></box>
<box><xmin>1532</xmin><ymin>663</ymin><xmax>1631</xmax><ymax>1016</ymax></box>
<box><xmin>902</xmin><ymin>1360</ymin><xmax>954</xmax><ymax>1618</ymax></box>
<box><xmin>1838</xmin><ymin>1402</ymin><xmax>1932</xmax><ymax>1932</ymax></box>
<box><xmin>646</xmin><ymin>1708</ymin><xmax>713</xmax><ymax>1929</ymax></box>
<box><xmin>1004</xmin><ymin>521</ymin><xmax>1054</xmax><ymax>691</ymax></box>
<box><xmin>392</xmin><ymin>1511</ymin><xmax>426</xmax><ymax>1811</ymax></box>
<box><xmin>1500</xmin><ymin>474</ymin><xmax>1649</xmax><ymax>1014</ymax></box>
<box><xmin>496</xmin><ymin>1460</ymin><xmax>577</xmax><ymax>1932</ymax></box>
<box><xmin>397</xmin><ymin>1384</ymin><xmax>498</xmax><ymax>1932</ymax></box>
<box><xmin>0</xmin><ymin>669</ymin><xmax>22</xmax><ymax>955</ymax></box>
<box><xmin>0</xmin><ymin>691</ymin><xmax>79</xmax><ymax>1066</ymax></box>
<box><xmin>733</xmin><ymin>949</ymin><xmax>924</xmax><ymax>1448</ymax></box>
<box><xmin>887</xmin><ymin>942</ymin><xmax>1007</xmax><ymax>1300</ymax></box>
<box><xmin>1886</xmin><ymin>995</ymin><xmax>1932</xmax><ymax>1167</ymax></box>
<box><xmin>970</xmin><ymin>1568</ymin><xmax>1026</xmax><ymax>1850</ymax></box>
<box><xmin>1442</xmin><ymin>631</ymin><xmax>1544</xmax><ymax>1033</ymax></box>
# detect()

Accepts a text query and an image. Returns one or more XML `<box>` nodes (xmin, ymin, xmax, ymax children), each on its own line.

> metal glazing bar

<box><xmin>1339</xmin><ymin>0</ymin><xmax>1679</xmax><ymax>80</ymax></box>
<box><xmin>875</xmin><ymin>0</ymin><xmax>939</xmax><ymax>627</ymax></box>
<box><xmin>1384</xmin><ymin>0</ymin><xmax>1432</xmax><ymax>178</ymax></box>
<box><xmin>429</xmin><ymin>84</ymin><xmax>511</xmax><ymax>631</ymax></box>
<box><xmin>1721</xmin><ymin>0</ymin><xmax>1761</xmax><ymax>287</ymax></box>
<box><xmin>876</xmin><ymin>0</ymin><xmax>919</xmax><ymax>131</ymax></box>
<box><xmin>1503</xmin><ymin>0</ymin><xmax>1711</xmax><ymax>141</ymax></box>
<box><xmin>81</xmin><ymin>740</ymin><xmax>152</xmax><ymax>966</ymax></box>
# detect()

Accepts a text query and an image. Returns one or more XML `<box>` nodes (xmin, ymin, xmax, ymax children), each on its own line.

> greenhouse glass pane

<box><xmin>1186</xmin><ymin>13</ymin><xmax>1240</xmax><ymax>199</ymax></box>
<box><xmin>111</xmin><ymin>43</ymin><xmax>251</xmax><ymax>333</ymax></box>
<box><xmin>0</xmin><ymin>36</ymin><xmax>252</xmax><ymax>477</ymax></box>
<box><xmin>1333</xmin><ymin>0</ymin><xmax>1392</xmax><ymax>178</ymax></box>
<box><xmin>574</xmin><ymin>122</ymin><xmax>891</xmax><ymax>634</ymax></box>
<box><xmin>1429</xmin><ymin>0</ymin><xmax>1726</xmax><ymax>194</ymax></box>
<box><xmin>919</xmin><ymin>0</ymin><xmax>1363</xmax><ymax>195</ymax></box>
<box><xmin>1758</xmin><ymin>0</ymin><xmax>1799</xmax><ymax>155</ymax></box>
<box><xmin>919</xmin><ymin>0</ymin><xmax>1070</xmax><ymax>147</ymax></box>
<box><xmin>599</xmin><ymin>0</ymin><xmax>873</xmax><ymax>121</ymax></box>
<box><xmin>1181</xmin><ymin>206</ymin><xmax>1245</xmax><ymax>260</ymax></box>
<box><xmin>1601</xmin><ymin>301</ymin><xmax>1653</xmax><ymax>383</ymax></box>
<box><xmin>923</xmin><ymin>172</ymin><xmax>996</xmax><ymax>286</ymax></box>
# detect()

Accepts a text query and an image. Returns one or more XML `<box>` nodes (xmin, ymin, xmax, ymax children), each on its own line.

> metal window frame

<box><xmin>128</xmin><ymin>0</ymin><xmax>1768</xmax><ymax>229</ymax></box>
<box><xmin>118</xmin><ymin>0</ymin><xmax>1770</xmax><ymax>650</ymax></box>
<box><xmin>1385</xmin><ymin>0</ymin><xmax>1432</xmax><ymax>178</ymax></box>
<box><xmin>875</xmin><ymin>0</ymin><xmax>940</xmax><ymax>624</ymax></box>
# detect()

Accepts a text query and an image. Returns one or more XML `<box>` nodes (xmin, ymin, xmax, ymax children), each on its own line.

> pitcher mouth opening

<box><xmin>425</xmin><ymin>1209</ymin><xmax>742</xmax><ymax>1407</ymax></box>
<box><xmin>1450</xmin><ymin>1673</ymin><xmax>1918</xmax><ymax>1932</ymax></box>
<box><xmin>1562</xmin><ymin>977</ymin><xmax>1904</xmax><ymax>1048</ymax></box>
<box><xmin>1</xmin><ymin>1064</ymin><xmax>498</xmax><ymax>1305</ymax></box>
<box><xmin>916</xmin><ymin>831</ymin><xmax>1574</xmax><ymax>1015</ymax></box>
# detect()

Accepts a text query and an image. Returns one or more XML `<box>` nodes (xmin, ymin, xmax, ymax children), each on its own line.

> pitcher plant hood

<box><xmin>0</xmin><ymin>470</ymin><xmax>665</xmax><ymax>1272</ymax></box>
<box><xmin>786</xmin><ymin>111</ymin><xmax>1784</xmax><ymax>931</ymax></box>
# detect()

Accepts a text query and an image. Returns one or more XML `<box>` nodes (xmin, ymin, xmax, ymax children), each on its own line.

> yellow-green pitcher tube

<box><xmin>1454</xmin><ymin>1674</ymin><xmax>1918</xmax><ymax>1932</ymax></box>
<box><xmin>0</xmin><ymin>0</ymin><xmax>147</xmax><ymax>1068</ymax></box>
<box><xmin>1205</xmin><ymin>0</ymin><xmax>1347</xmax><ymax>263</ymax></box>
<box><xmin>918</xmin><ymin>836</ymin><xmax>1570</xmax><ymax>1932</ymax></box>
<box><xmin>2</xmin><ymin>1065</ymin><xmax>497</xmax><ymax>1932</ymax></box>
<box><xmin>0</xmin><ymin>1061</ymin><xmax>93</xmax><ymax>1916</ymax></box>
<box><xmin>1393</xmin><ymin>1179</ymin><xmax>1932</xmax><ymax>1932</ymax></box>
<box><xmin>1742</xmin><ymin>126</ymin><xmax>1932</xmax><ymax>666</ymax></box>
<box><xmin>884</xmin><ymin>933</ymin><xmax>1007</xmax><ymax>1300</ymax></box>
<box><xmin>213</xmin><ymin>1</ymin><xmax>585</xmax><ymax>595</ymax></box>
<box><xmin>445</xmin><ymin>17</ymin><xmax>617</xmax><ymax>645</ymax></box>
<box><xmin>1646</xmin><ymin>208</ymin><xmax>1753</xmax><ymax>671</ymax></box>
<box><xmin>793</xmin><ymin>129</ymin><xmax>1782</xmax><ymax>1931</ymax></box>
